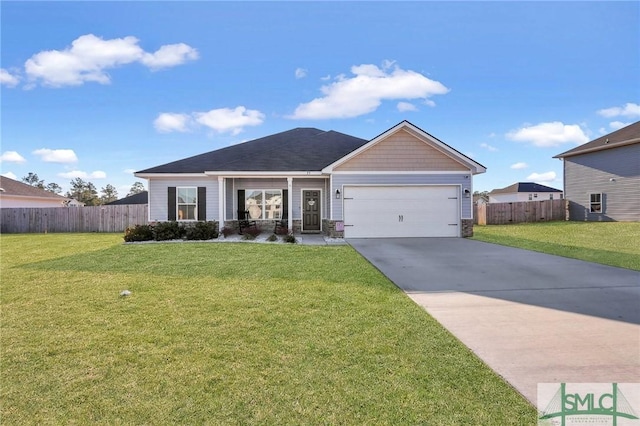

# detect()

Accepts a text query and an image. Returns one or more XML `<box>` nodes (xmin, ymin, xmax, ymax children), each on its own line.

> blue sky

<box><xmin>1</xmin><ymin>1</ymin><xmax>639</xmax><ymax>196</ymax></box>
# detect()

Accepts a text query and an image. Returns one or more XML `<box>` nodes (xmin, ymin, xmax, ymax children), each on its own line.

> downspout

<box><xmin>287</xmin><ymin>177</ymin><xmax>293</xmax><ymax>231</ymax></box>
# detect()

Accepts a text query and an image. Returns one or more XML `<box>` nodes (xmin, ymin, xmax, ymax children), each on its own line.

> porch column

<box><xmin>287</xmin><ymin>177</ymin><xmax>293</xmax><ymax>231</ymax></box>
<box><xmin>218</xmin><ymin>176</ymin><xmax>224</xmax><ymax>223</ymax></box>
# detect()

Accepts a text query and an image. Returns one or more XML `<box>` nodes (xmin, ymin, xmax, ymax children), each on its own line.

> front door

<box><xmin>302</xmin><ymin>190</ymin><xmax>321</xmax><ymax>232</ymax></box>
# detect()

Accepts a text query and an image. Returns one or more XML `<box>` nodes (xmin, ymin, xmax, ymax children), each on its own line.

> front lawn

<box><xmin>1</xmin><ymin>234</ymin><xmax>534</xmax><ymax>424</ymax></box>
<box><xmin>473</xmin><ymin>221</ymin><xmax>640</xmax><ymax>271</ymax></box>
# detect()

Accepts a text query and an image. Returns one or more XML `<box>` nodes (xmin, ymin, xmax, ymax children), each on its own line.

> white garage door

<box><xmin>343</xmin><ymin>185</ymin><xmax>460</xmax><ymax>238</ymax></box>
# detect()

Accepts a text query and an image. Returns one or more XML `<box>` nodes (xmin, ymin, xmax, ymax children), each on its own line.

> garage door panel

<box><xmin>343</xmin><ymin>185</ymin><xmax>460</xmax><ymax>238</ymax></box>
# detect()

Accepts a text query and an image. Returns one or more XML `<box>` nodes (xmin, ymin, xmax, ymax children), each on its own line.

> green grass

<box><xmin>1</xmin><ymin>234</ymin><xmax>534</xmax><ymax>424</ymax></box>
<box><xmin>473</xmin><ymin>221</ymin><xmax>640</xmax><ymax>271</ymax></box>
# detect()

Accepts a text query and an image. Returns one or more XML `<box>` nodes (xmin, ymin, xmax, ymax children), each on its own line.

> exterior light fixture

<box><xmin>464</xmin><ymin>188</ymin><xmax>471</xmax><ymax>198</ymax></box>
<box><xmin>335</xmin><ymin>189</ymin><xmax>341</xmax><ymax>199</ymax></box>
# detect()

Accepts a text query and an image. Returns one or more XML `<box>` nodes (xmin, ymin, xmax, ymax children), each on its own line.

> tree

<box><xmin>45</xmin><ymin>182</ymin><xmax>62</xmax><ymax>194</ymax></box>
<box><xmin>100</xmin><ymin>184</ymin><xmax>119</xmax><ymax>204</ymax></box>
<box><xmin>22</xmin><ymin>172</ymin><xmax>45</xmax><ymax>189</ymax></box>
<box><xmin>127</xmin><ymin>181</ymin><xmax>145</xmax><ymax>196</ymax></box>
<box><xmin>66</xmin><ymin>178</ymin><xmax>99</xmax><ymax>206</ymax></box>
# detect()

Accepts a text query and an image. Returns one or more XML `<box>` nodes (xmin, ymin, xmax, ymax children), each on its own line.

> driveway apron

<box><xmin>348</xmin><ymin>238</ymin><xmax>640</xmax><ymax>404</ymax></box>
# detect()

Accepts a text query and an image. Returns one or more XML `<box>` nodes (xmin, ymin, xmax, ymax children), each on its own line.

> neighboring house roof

<box><xmin>136</xmin><ymin>128</ymin><xmax>369</xmax><ymax>174</ymax></box>
<box><xmin>0</xmin><ymin>176</ymin><xmax>69</xmax><ymax>201</ymax></box>
<box><xmin>489</xmin><ymin>182</ymin><xmax>563</xmax><ymax>195</ymax></box>
<box><xmin>554</xmin><ymin>121</ymin><xmax>640</xmax><ymax>158</ymax></box>
<box><xmin>105</xmin><ymin>191</ymin><xmax>148</xmax><ymax>205</ymax></box>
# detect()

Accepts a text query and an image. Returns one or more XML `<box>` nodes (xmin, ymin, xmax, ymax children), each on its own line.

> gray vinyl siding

<box><xmin>331</xmin><ymin>174</ymin><xmax>473</xmax><ymax>220</ymax></box>
<box><xmin>148</xmin><ymin>177</ymin><xmax>219</xmax><ymax>221</ymax></box>
<box><xmin>564</xmin><ymin>143</ymin><xmax>640</xmax><ymax>221</ymax></box>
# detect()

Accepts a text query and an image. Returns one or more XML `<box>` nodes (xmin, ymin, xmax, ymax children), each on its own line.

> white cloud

<box><xmin>526</xmin><ymin>171</ymin><xmax>557</xmax><ymax>184</ymax></box>
<box><xmin>597</xmin><ymin>102</ymin><xmax>640</xmax><ymax>118</ymax></box>
<box><xmin>506</xmin><ymin>122</ymin><xmax>589</xmax><ymax>147</ymax></box>
<box><xmin>480</xmin><ymin>143</ymin><xmax>498</xmax><ymax>152</ymax></box>
<box><xmin>288</xmin><ymin>62</ymin><xmax>449</xmax><ymax>119</ymax></box>
<box><xmin>609</xmin><ymin>121</ymin><xmax>631</xmax><ymax>130</ymax></box>
<box><xmin>24</xmin><ymin>34</ymin><xmax>198</xmax><ymax>87</ymax></box>
<box><xmin>123</xmin><ymin>168</ymin><xmax>136</xmax><ymax>174</ymax></box>
<box><xmin>58</xmin><ymin>170</ymin><xmax>107</xmax><ymax>179</ymax></box>
<box><xmin>32</xmin><ymin>148</ymin><xmax>78</xmax><ymax>163</ymax></box>
<box><xmin>397</xmin><ymin>101</ymin><xmax>417</xmax><ymax>112</ymax></box>
<box><xmin>320</xmin><ymin>74</ymin><xmax>331</xmax><ymax>81</ymax></box>
<box><xmin>154</xmin><ymin>113</ymin><xmax>191</xmax><ymax>133</ymax></box>
<box><xmin>295</xmin><ymin>68</ymin><xmax>307</xmax><ymax>79</ymax></box>
<box><xmin>0</xmin><ymin>68</ymin><xmax>20</xmax><ymax>87</ymax></box>
<box><xmin>140</xmin><ymin>43</ymin><xmax>199</xmax><ymax>70</ymax></box>
<box><xmin>0</xmin><ymin>151</ymin><xmax>27</xmax><ymax>163</ymax></box>
<box><xmin>156</xmin><ymin>106</ymin><xmax>265</xmax><ymax>135</ymax></box>
<box><xmin>2</xmin><ymin>171</ymin><xmax>18</xmax><ymax>180</ymax></box>
<box><xmin>194</xmin><ymin>106</ymin><xmax>265</xmax><ymax>135</ymax></box>
<box><xmin>510</xmin><ymin>162</ymin><xmax>528</xmax><ymax>170</ymax></box>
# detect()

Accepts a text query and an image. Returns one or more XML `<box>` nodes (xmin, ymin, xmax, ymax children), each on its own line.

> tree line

<box><xmin>21</xmin><ymin>172</ymin><xmax>145</xmax><ymax>206</ymax></box>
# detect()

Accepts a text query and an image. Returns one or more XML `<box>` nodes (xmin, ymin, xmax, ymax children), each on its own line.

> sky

<box><xmin>1</xmin><ymin>1</ymin><xmax>639</xmax><ymax>197</ymax></box>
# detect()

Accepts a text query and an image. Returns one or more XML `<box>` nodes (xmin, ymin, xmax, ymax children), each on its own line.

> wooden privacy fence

<box><xmin>1</xmin><ymin>205</ymin><xmax>148</xmax><ymax>233</ymax></box>
<box><xmin>474</xmin><ymin>199</ymin><xmax>566</xmax><ymax>225</ymax></box>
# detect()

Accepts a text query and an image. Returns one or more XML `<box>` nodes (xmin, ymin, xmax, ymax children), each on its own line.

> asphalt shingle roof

<box><xmin>105</xmin><ymin>191</ymin><xmax>148</xmax><ymax>205</ymax></box>
<box><xmin>555</xmin><ymin>121</ymin><xmax>640</xmax><ymax>158</ymax></box>
<box><xmin>0</xmin><ymin>176</ymin><xmax>68</xmax><ymax>199</ymax></box>
<box><xmin>137</xmin><ymin>127</ymin><xmax>369</xmax><ymax>174</ymax></box>
<box><xmin>489</xmin><ymin>182</ymin><xmax>562</xmax><ymax>195</ymax></box>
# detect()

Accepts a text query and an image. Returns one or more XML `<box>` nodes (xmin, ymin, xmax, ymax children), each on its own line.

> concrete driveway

<box><xmin>348</xmin><ymin>238</ymin><xmax>640</xmax><ymax>404</ymax></box>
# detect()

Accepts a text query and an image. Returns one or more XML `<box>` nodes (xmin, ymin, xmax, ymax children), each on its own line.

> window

<box><xmin>549</xmin><ymin>194</ymin><xmax>554</xmax><ymax>200</ymax></box>
<box><xmin>590</xmin><ymin>193</ymin><xmax>602</xmax><ymax>213</ymax></box>
<box><xmin>177</xmin><ymin>187</ymin><xmax>197</xmax><ymax>220</ymax></box>
<box><xmin>528</xmin><ymin>194</ymin><xmax>532</xmax><ymax>201</ymax></box>
<box><xmin>533</xmin><ymin>193</ymin><xmax>538</xmax><ymax>198</ymax></box>
<box><xmin>245</xmin><ymin>190</ymin><xmax>282</xmax><ymax>219</ymax></box>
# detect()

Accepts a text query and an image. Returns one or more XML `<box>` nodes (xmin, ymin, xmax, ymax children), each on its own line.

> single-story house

<box><xmin>488</xmin><ymin>182</ymin><xmax>563</xmax><ymax>203</ymax></box>
<box><xmin>0</xmin><ymin>176</ymin><xmax>72</xmax><ymax>208</ymax></box>
<box><xmin>135</xmin><ymin>120</ymin><xmax>486</xmax><ymax>238</ymax></box>
<box><xmin>105</xmin><ymin>191</ymin><xmax>148</xmax><ymax>205</ymax></box>
<box><xmin>554</xmin><ymin>121</ymin><xmax>639</xmax><ymax>221</ymax></box>
<box><xmin>473</xmin><ymin>193</ymin><xmax>489</xmax><ymax>205</ymax></box>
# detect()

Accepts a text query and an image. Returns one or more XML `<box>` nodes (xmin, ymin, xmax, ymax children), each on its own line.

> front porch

<box><xmin>215</xmin><ymin>175</ymin><xmax>334</xmax><ymax>235</ymax></box>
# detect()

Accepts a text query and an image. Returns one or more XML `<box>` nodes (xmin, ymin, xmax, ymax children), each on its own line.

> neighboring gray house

<box><xmin>135</xmin><ymin>121</ymin><xmax>486</xmax><ymax>238</ymax></box>
<box><xmin>554</xmin><ymin>121</ymin><xmax>640</xmax><ymax>221</ymax></box>
<box><xmin>488</xmin><ymin>182</ymin><xmax>563</xmax><ymax>203</ymax></box>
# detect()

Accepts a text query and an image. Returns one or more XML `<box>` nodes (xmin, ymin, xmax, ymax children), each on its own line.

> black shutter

<box><xmin>237</xmin><ymin>190</ymin><xmax>245</xmax><ymax>218</ymax></box>
<box><xmin>168</xmin><ymin>187</ymin><xmax>177</xmax><ymax>221</ymax></box>
<box><xmin>282</xmin><ymin>189</ymin><xmax>288</xmax><ymax>219</ymax></box>
<box><xmin>197</xmin><ymin>187</ymin><xmax>206</xmax><ymax>221</ymax></box>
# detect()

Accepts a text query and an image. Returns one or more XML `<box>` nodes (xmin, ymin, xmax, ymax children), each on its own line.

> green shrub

<box><xmin>184</xmin><ymin>221</ymin><xmax>219</xmax><ymax>240</ymax></box>
<box><xmin>242</xmin><ymin>226</ymin><xmax>261</xmax><ymax>240</ymax></box>
<box><xmin>123</xmin><ymin>225</ymin><xmax>154</xmax><ymax>242</ymax></box>
<box><xmin>283</xmin><ymin>234</ymin><xmax>296</xmax><ymax>244</ymax></box>
<box><xmin>266</xmin><ymin>234</ymin><xmax>278</xmax><ymax>242</ymax></box>
<box><xmin>153</xmin><ymin>221</ymin><xmax>184</xmax><ymax>241</ymax></box>
<box><xmin>221</xmin><ymin>226</ymin><xmax>235</xmax><ymax>238</ymax></box>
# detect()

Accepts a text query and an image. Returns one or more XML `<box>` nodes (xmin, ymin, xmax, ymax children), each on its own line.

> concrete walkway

<box><xmin>348</xmin><ymin>238</ymin><xmax>640</xmax><ymax>404</ymax></box>
<box><xmin>295</xmin><ymin>234</ymin><xmax>347</xmax><ymax>246</ymax></box>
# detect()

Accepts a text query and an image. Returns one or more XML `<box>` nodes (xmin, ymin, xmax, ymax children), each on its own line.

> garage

<box><xmin>343</xmin><ymin>185</ymin><xmax>460</xmax><ymax>238</ymax></box>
